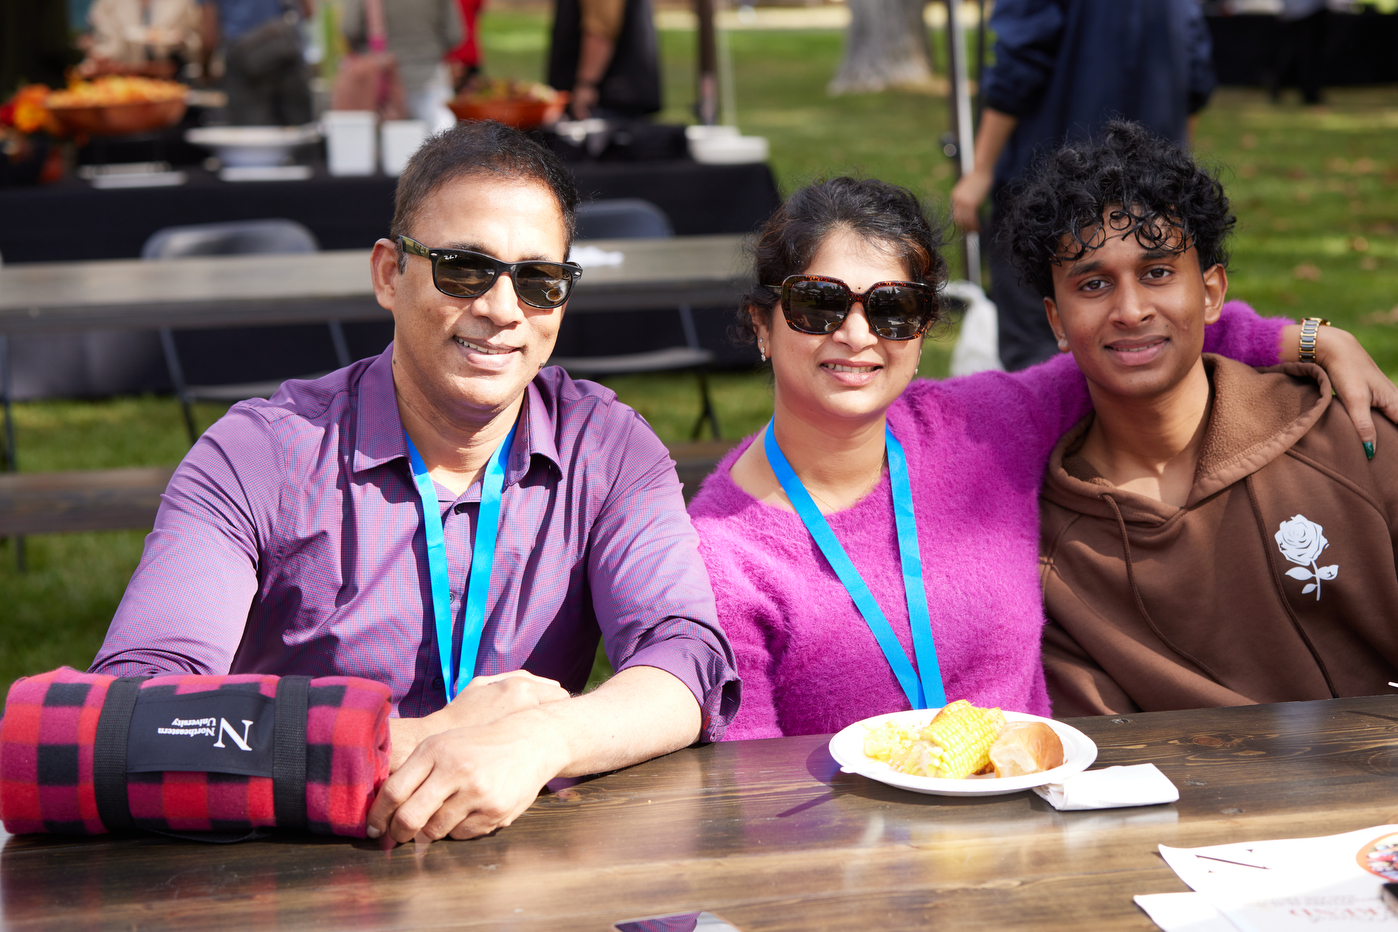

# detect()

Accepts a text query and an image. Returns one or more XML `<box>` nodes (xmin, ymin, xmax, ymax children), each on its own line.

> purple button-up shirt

<box><xmin>92</xmin><ymin>346</ymin><xmax>740</xmax><ymax>740</ymax></box>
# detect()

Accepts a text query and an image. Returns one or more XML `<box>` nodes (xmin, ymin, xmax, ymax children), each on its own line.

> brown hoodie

<box><xmin>1039</xmin><ymin>354</ymin><xmax>1398</xmax><ymax>716</ymax></box>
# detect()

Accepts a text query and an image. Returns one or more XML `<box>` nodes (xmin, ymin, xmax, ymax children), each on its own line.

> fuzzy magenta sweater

<box><xmin>689</xmin><ymin>302</ymin><xmax>1286</xmax><ymax>739</ymax></box>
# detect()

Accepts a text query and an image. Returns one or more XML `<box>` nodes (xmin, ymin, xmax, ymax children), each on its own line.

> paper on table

<box><xmin>1033</xmin><ymin>763</ymin><xmax>1179</xmax><ymax>810</ymax></box>
<box><xmin>1159</xmin><ymin>824</ymin><xmax>1398</xmax><ymax>932</ymax></box>
<box><xmin>1134</xmin><ymin>892</ymin><xmax>1239</xmax><ymax>932</ymax></box>
<box><xmin>570</xmin><ymin>245</ymin><xmax>624</xmax><ymax>268</ymax></box>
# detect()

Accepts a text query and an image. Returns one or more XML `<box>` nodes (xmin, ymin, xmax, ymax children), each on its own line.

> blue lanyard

<box><xmin>763</xmin><ymin>419</ymin><xmax>946</xmax><ymax>709</ymax></box>
<box><xmin>404</xmin><ymin>420</ymin><xmax>518</xmax><ymax>702</ymax></box>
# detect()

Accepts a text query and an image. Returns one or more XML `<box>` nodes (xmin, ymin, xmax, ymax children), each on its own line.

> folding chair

<box><xmin>140</xmin><ymin>220</ymin><xmax>352</xmax><ymax>442</ymax></box>
<box><xmin>547</xmin><ymin>199</ymin><xmax>722</xmax><ymax>440</ymax></box>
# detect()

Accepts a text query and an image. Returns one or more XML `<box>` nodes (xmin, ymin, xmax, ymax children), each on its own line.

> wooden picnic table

<box><xmin>3</xmin><ymin>695</ymin><xmax>1396</xmax><ymax>931</ymax></box>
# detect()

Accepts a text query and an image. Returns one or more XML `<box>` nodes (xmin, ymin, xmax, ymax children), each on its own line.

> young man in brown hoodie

<box><xmin>1000</xmin><ymin>121</ymin><xmax>1398</xmax><ymax>715</ymax></box>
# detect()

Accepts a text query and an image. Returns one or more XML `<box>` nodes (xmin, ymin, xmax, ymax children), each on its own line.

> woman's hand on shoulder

<box><xmin>1283</xmin><ymin>323</ymin><xmax>1398</xmax><ymax>456</ymax></box>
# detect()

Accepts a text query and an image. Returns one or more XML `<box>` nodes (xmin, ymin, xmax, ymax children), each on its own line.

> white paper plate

<box><xmin>828</xmin><ymin>708</ymin><xmax>1098</xmax><ymax>797</ymax></box>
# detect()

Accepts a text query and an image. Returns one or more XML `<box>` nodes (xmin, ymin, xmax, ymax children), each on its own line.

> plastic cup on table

<box><xmin>323</xmin><ymin>110</ymin><xmax>377</xmax><ymax>177</ymax></box>
<box><xmin>380</xmin><ymin>120</ymin><xmax>428</xmax><ymax>177</ymax></box>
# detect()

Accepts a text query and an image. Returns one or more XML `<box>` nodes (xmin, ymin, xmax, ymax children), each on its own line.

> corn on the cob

<box><xmin>862</xmin><ymin>700</ymin><xmax>1007</xmax><ymax>779</ymax></box>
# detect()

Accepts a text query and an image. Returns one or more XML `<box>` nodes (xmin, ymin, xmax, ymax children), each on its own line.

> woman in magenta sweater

<box><xmin>688</xmin><ymin>177</ymin><xmax>1395</xmax><ymax>739</ymax></box>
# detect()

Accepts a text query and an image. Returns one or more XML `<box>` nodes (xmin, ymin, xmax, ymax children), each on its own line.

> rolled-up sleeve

<box><xmin>586</xmin><ymin>410</ymin><xmax>741</xmax><ymax>741</ymax></box>
<box><xmin>981</xmin><ymin>0</ymin><xmax>1067</xmax><ymax>118</ymax></box>
<box><xmin>90</xmin><ymin>407</ymin><xmax>279</xmax><ymax>677</ymax></box>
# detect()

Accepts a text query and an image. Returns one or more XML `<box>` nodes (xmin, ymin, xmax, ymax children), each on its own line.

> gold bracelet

<box><xmin>1299</xmin><ymin>317</ymin><xmax>1330</xmax><ymax>363</ymax></box>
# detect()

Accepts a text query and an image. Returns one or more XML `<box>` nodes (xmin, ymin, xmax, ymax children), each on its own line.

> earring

<box><xmin>1056</xmin><ymin>337</ymin><xmax>1069</xmax><ymax>350</ymax></box>
<box><xmin>758</xmin><ymin>338</ymin><xmax>767</xmax><ymax>363</ymax></box>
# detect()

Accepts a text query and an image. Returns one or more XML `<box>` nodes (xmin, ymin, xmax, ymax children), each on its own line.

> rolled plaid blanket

<box><xmin>0</xmin><ymin>667</ymin><xmax>391</xmax><ymax>838</ymax></box>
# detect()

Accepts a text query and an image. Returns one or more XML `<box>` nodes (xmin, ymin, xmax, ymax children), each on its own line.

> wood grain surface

<box><xmin>3</xmin><ymin>696</ymin><xmax>1397</xmax><ymax>931</ymax></box>
<box><xmin>0</xmin><ymin>467</ymin><xmax>174</xmax><ymax>535</ymax></box>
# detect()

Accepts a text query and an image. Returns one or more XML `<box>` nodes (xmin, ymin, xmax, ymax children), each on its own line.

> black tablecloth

<box><xmin>0</xmin><ymin>160</ymin><xmax>777</xmax><ymax>398</ymax></box>
<box><xmin>0</xmin><ymin>160</ymin><xmax>779</xmax><ymax>263</ymax></box>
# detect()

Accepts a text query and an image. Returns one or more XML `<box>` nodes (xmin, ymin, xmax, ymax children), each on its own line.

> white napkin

<box><xmin>1133</xmin><ymin>893</ymin><xmax>1238</xmax><ymax>932</ymax></box>
<box><xmin>1034</xmin><ymin>763</ymin><xmax>1179</xmax><ymax>810</ymax></box>
<box><xmin>569</xmin><ymin>245</ymin><xmax>624</xmax><ymax>268</ymax></box>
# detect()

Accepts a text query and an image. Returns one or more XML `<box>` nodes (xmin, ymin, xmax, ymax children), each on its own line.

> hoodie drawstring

<box><xmin>1243</xmin><ymin>475</ymin><xmax>1339</xmax><ymax>698</ymax></box>
<box><xmin>1102</xmin><ymin>493</ymin><xmax>1226</xmax><ymax>685</ymax></box>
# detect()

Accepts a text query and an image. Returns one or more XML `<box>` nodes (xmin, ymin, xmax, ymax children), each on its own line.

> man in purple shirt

<box><xmin>92</xmin><ymin>121</ymin><xmax>740</xmax><ymax>843</ymax></box>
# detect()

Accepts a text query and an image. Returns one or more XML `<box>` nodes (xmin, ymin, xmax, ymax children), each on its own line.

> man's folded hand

<box><xmin>368</xmin><ymin>709</ymin><xmax>567</xmax><ymax>843</ymax></box>
<box><xmin>388</xmin><ymin>671</ymin><xmax>570</xmax><ymax>770</ymax></box>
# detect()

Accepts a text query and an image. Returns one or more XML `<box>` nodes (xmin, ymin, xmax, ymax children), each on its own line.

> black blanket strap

<box><xmin>273</xmin><ymin>675</ymin><xmax>310</xmax><ymax>830</ymax></box>
<box><xmin>92</xmin><ymin>675</ymin><xmax>151</xmax><ymax>831</ymax></box>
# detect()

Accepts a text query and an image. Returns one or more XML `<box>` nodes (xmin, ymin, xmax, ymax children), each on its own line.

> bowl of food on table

<box><xmin>448</xmin><ymin>79</ymin><xmax>569</xmax><ymax>129</ymax></box>
<box><xmin>45</xmin><ymin>76</ymin><xmax>188</xmax><ymax>136</ymax></box>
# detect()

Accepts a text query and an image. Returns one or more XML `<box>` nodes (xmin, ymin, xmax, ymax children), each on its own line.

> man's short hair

<box><xmin>391</xmin><ymin>120</ymin><xmax>580</xmax><ymax>269</ymax></box>
<box><xmin>1000</xmin><ymin>120</ymin><xmax>1236</xmax><ymax>299</ymax></box>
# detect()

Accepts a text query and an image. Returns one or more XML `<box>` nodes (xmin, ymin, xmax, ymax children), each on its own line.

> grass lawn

<box><xmin>2</xmin><ymin>10</ymin><xmax>1396</xmax><ymax>694</ymax></box>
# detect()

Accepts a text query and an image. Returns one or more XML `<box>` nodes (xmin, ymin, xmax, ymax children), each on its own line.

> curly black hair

<box><xmin>737</xmin><ymin>177</ymin><xmax>949</xmax><ymax>346</ymax></box>
<box><xmin>999</xmin><ymin>120</ymin><xmax>1235</xmax><ymax>299</ymax></box>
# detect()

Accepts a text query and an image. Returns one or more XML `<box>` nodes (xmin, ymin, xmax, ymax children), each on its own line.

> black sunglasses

<box><xmin>765</xmin><ymin>274</ymin><xmax>937</xmax><ymax>341</ymax></box>
<box><xmin>398</xmin><ymin>236</ymin><xmax>584</xmax><ymax>309</ymax></box>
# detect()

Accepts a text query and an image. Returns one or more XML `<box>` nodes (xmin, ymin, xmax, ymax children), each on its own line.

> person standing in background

<box><xmin>1269</xmin><ymin>0</ymin><xmax>1329</xmax><ymax>106</ymax></box>
<box><xmin>445</xmin><ymin>0</ymin><xmax>484</xmax><ymax>91</ymax></box>
<box><xmin>950</xmin><ymin>0</ymin><xmax>1216</xmax><ymax>371</ymax></box>
<box><xmin>547</xmin><ymin>0</ymin><xmax>660</xmax><ymax>120</ymax></box>
<box><xmin>199</xmin><ymin>0</ymin><xmax>313</xmax><ymax>124</ymax></box>
<box><xmin>81</xmin><ymin>0</ymin><xmax>202</xmax><ymax>78</ymax></box>
<box><xmin>341</xmin><ymin>0</ymin><xmax>461</xmax><ymax>132</ymax></box>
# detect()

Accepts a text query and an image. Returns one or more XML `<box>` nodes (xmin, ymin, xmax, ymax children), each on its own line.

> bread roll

<box><xmin>988</xmin><ymin>721</ymin><xmax>1064</xmax><ymax>777</ymax></box>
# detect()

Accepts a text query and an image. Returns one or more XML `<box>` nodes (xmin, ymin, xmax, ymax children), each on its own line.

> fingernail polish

<box><xmin>1364</xmin><ymin>441</ymin><xmax>1375</xmax><ymax>460</ymax></box>
<box><xmin>366</xmin><ymin>825</ymin><xmax>380</xmax><ymax>838</ymax></box>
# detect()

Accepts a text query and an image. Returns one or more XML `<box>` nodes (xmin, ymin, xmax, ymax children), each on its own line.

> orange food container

<box><xmin>46</xmin><ymin>97</ymin><xmax>188</xmax><ymax>136</ymax></box>
<box><xmin>447</xmin><ymin>92</ymin><xmax>569</xmax><ymax>129</ymax></box>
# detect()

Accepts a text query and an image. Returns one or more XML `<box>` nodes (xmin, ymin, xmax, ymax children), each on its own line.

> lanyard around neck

<box><xmin>763</xmin><ymin>419</ymin><xmax>946</xmax><ymax>710</ymax></box>
<box><xmin>404</xmin><ymin>420</ymin><xmax>518</xmax><ymax>702</ymax></box>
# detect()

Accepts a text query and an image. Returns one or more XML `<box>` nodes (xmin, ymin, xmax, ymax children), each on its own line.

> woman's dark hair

<box><xmin>999</xmin><ymin>120</ymin><xmax>1235</xmax><ymax>299</ymax></box>
<box><xmin>391</xmin><ymin>120</ymin><xmax>579</xmax><ymax>269</ymax></box>
<box><xmin>738</xmin><ymin>177</ymin><xmax>949</xmax><ymax>344</ymax></box>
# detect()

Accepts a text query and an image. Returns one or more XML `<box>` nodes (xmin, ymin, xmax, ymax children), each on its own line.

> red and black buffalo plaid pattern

<box><xmin>0</xmin><ymin>668</ymin><xmax>391</xmax><ymax>838</ymax></box>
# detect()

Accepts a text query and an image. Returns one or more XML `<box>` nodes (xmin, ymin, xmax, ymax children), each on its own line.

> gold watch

<box><xmin>1299</xmin><ymin>317</ymin><xmax>1330</xmax><ymax>363</ymax></box>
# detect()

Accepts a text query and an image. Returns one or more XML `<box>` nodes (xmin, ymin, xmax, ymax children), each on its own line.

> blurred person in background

<box><xmin>1268</xmin><ymin>0</ymin><xmax>1330</xmax><ymax>105</ymax></box>
<box><xmin>547</xmin><ymin>0</ymin><xmax>660</xmax><ymax>120</ymax></box>
<box><xmin>80</xmin><ymin>0</ymin><xmax>202</xmax><ymax>79</ymax></box>
<box><xmin>342</xmin><ymin>0</ymin><xmax>460</xmax><ymax>132</ymax></box>
<box><xmin>445</xmin><ymin>0</ymin><xmax>484</xmax><ymax>91</ymax></box>
<box><xmin>950</xmin><ymin>0</ymin><xmax>1216</xmax><ymax>372</ymax></box>
<box><xmin>199</xmin><ymin>0</ymin><xmax>312</xmax><ymax>124</ymax></box>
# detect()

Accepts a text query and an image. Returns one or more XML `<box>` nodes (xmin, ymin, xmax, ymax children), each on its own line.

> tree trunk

<box><xmin>829</xmin><ymin>0</ymin><xmax>933</xmax><ymax>95</ymax></box>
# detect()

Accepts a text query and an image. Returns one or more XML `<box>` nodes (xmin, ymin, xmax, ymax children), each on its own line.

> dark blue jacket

<box><xmin>980</xmin><ymin>0</ymin><xmax>1216</xmax><ymax>190</ymax></box>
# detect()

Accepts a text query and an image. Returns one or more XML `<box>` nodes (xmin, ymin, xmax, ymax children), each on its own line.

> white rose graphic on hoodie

<box><xmin>1275</xmin><ymin>514</ymin><xmax>1338</xmax><ymax>600</ymax></box>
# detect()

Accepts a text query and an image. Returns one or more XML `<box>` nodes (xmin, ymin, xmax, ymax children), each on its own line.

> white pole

<box><xmin>946</xmin><ymin>0</ymin><xmax>981</xmax><ymax>287</ymax></box>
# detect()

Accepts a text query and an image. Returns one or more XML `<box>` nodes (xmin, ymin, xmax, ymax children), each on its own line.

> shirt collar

<box><xmin>352</xmin><ymin>343</ymin><xmax>562</xmax><ymax>485</ymax></box>
<box><xmin>352</xmin><ymin>345</ymin><xmax>405</xmax><ymax>474</ymax></box>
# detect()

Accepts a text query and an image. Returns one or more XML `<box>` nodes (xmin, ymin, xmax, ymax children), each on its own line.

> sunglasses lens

<box><xmin>512</xmin><ymin>263</ymin><xmax>574</xmax><ymax>308</ymax></box>
<box><xmin>783</xmin><ymin>279</ymin><xmax>849</xmax><ymax>333</ymax></box>
<box><xmin>433</xmin><ymin>254</ymin><xmax>496</xmax><ymax>298</ymax></box>
<box><xmin>866</xmin><ymin>286</ymin><xmax>929</xmax><ymax>340</ymax></box>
